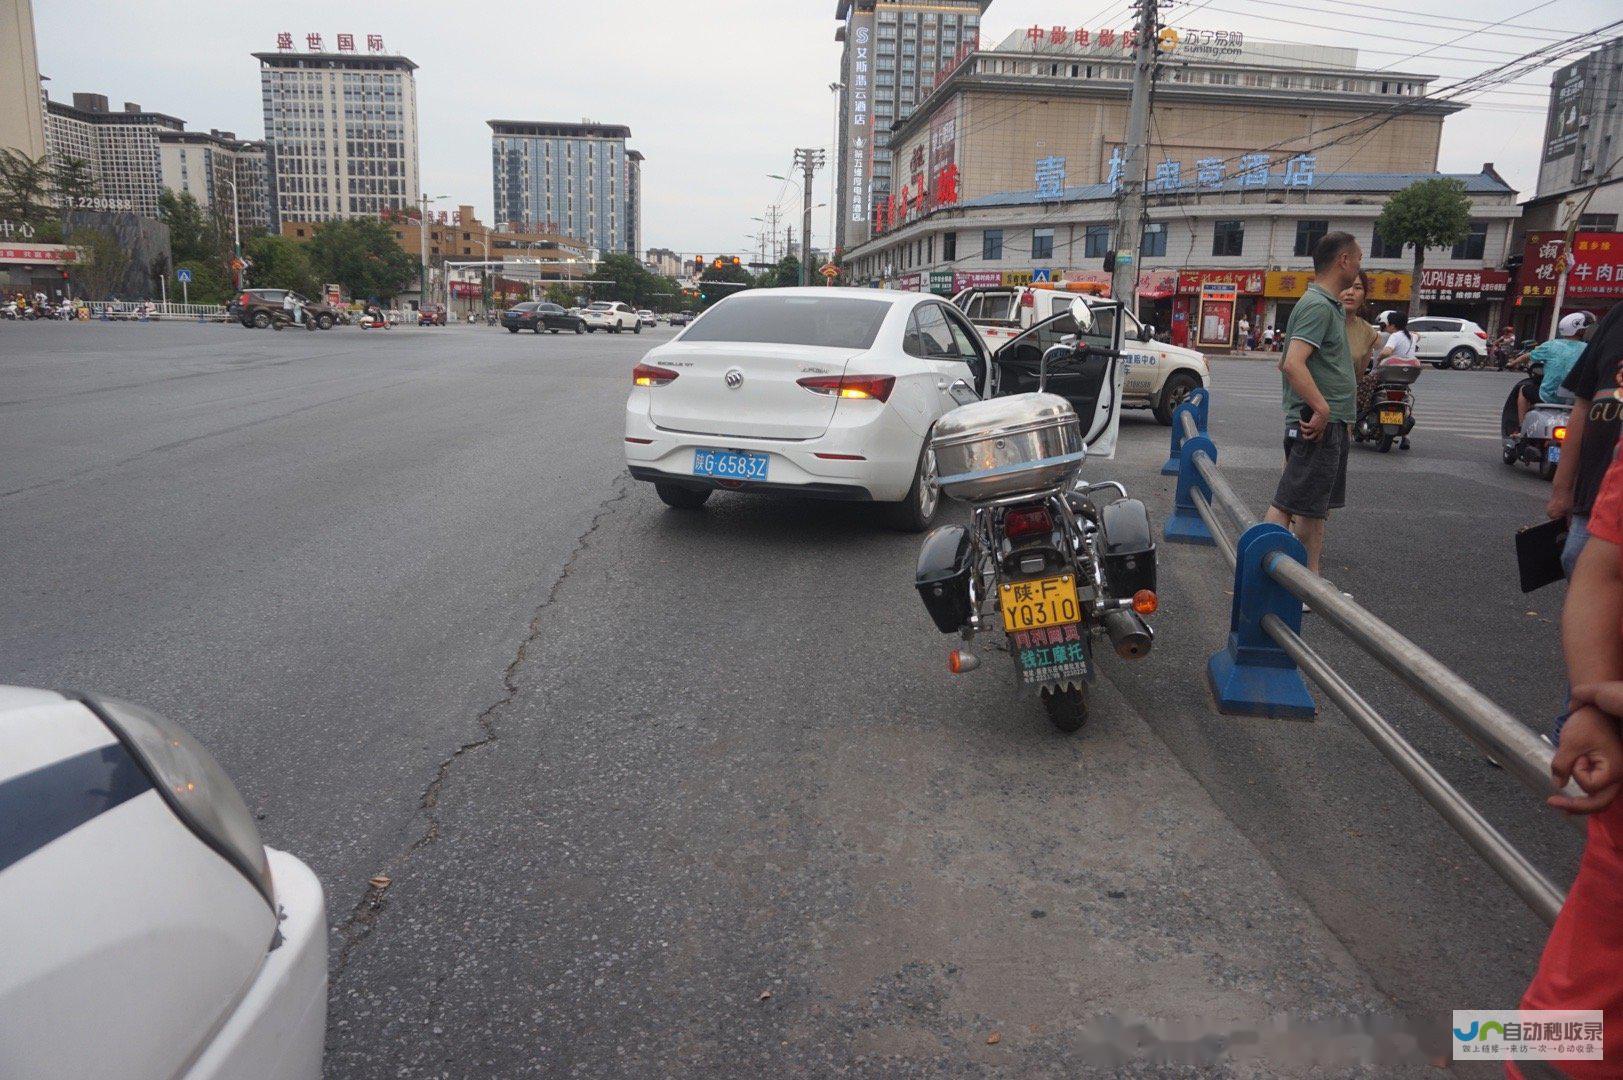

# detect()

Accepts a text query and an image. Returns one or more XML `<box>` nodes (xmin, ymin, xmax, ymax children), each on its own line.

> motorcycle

<box><xmin>1501</xmin><ymin>358</ymin><xmax>1570</xmax><ymax>481</ymax></box>
<box><xmin>914</xmin><ymin>296</ymin><xmax>1156</xmax><ymax>733</ymax></box>
<box><xmin>270</xmin><ymin>309</ymin><xmax>317</xmax><ymax>332</ymax></box>
<box><xmin>357</xmin><ymin>310</ymin><xmax>391</xmax><ymax>330</ymax></box>
<box><xmin>1353</xmin><ymin>360</ymin><xmax>1420</xmax><ymax>452</ymax></box>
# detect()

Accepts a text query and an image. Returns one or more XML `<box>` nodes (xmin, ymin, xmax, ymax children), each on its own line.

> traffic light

<box><xmin>731</xmin><ymin>256</ymin><xmax>741</xmax><ymax>266</ymax></box>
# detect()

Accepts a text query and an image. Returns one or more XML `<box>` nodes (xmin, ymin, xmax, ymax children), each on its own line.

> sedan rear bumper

<box><xmin>627</xmin><ymin>465</ymin><xmax>873</xmax><ymax>501</ymax></box>
<box><xmin>183</xmin><ymin>849</ymin><xmax>327</xmax><ymax>1080</ymax></box>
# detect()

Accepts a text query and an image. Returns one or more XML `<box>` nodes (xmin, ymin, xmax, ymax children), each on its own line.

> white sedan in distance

<box><xmin>0</xmin><ymin>686</ymin><xmax>327</xmax><ymax>1080</ymax></box>
<box><xmin>624</xmin><ymin>288</ymin><xmax>994</xmax><ymax>530</ymax></box>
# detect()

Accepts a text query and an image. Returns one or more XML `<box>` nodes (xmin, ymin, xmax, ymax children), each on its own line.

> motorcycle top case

<box><xmin>915</xmin><ymin>524</ymin><xmax>974</xmax><ymax>634</ymax></box>
<box><xmin>1099</xmin><ymin>498</ymin><xmax>1156</xmax><ymax>599</ymax></box>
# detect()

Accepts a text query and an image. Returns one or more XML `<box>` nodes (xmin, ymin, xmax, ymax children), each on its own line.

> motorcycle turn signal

<box><xmin>948</xmin><ymin>649</ymin><xmax>980</xmax><ymax>674</ymax></box>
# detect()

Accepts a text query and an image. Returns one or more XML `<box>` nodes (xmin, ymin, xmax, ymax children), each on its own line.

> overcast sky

<box><xmin>31</xmin><ymin>1</ymin><xmax>1621</xmax><ymax>259</ymax></box>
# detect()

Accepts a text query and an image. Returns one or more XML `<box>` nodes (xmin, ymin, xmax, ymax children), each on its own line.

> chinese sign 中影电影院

<box><xmin>1519</xmin><ymin>232</ymin><xmax>1623</xmax><ymax>299</ymax></box>
<box><xmin>1024</xmin><ymin>24</ymin><xmax>1242</xmax><ymax>58</ymax></box>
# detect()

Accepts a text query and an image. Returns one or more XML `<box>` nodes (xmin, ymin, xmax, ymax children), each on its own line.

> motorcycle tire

<box><xmin>1377</xmin><ymin>434</ymin><xmax>1394</xmax><ymax>453</ymax></box>
<box><xmin>1042</xmin><ymin>685</ymin><xmax>1088</xmax><ymax>733</ymax></box>
<box><xmin>1540</xmin><ymin>458</ymin><xmax>1559</xmax><ymax>481</ymax></box>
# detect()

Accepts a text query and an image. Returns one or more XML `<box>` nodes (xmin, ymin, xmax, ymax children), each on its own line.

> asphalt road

<box><xmin>0</xmin><ymin>321</ymin><xmax>1583</xmax><ymax>1076</ymax></box>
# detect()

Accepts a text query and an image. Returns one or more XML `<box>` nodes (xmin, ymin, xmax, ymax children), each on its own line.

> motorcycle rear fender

<box><xmin>915</xmin><ymin>524</ymin><xmax>975</xmax><ymax>634</ymax></box>
<box><xmin>1099</xmin><ymin>498</ymin><xmax>1157</xmax><ymax>599</ymax></box>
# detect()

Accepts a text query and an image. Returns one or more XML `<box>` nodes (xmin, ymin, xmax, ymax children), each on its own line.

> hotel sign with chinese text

<box><xmin>276</xmin><ymin>31</ymin><xmax>387</xmax><ymax>52</ymax></box>
<box><xmin>846</xmin><ymin>10</ymin><xmax>877</xmax><ymax>226</ymax></box>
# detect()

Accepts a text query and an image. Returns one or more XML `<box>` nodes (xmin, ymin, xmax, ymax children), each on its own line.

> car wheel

<box><xmin>1153</xmin><ymin>372</ymin><xmax>1201</xmax><ymax>425</ymax></box>
<box><xmin>1041</xmin><ymin>685</ymin><xmax>1088</xmax><ymax>733</ymax></box>
<box><xmin>534</xmin><ymin>323</ymin><xmax>545</xmax><ymax>333</ymax></box>
<box><xmin>507</xmin><ymin>326</ymin><xmax>519</xmax><ymax>333</ymax></box>
<box><xmin>654</xmin><ymin>481</ymin><xmax>711</xmax><ymax>510</ymax></box>
<box><xmin>316</xmin><ymin>313</ymin><xmax>334</xmax><ymax>330</ymax></box>
<box><xmin>885</xmin><ymin>440</ymin><xmax>940</xmax><ymax>533</ymax></box>
<box><xmin>634</xmin><ymin>323</ymin><xmax>641</xmax><ymax>334</ymax></box>
<box><xmin>575</xmin><ymin>322</ymin><xmax>584</xmax><ymax>334</ymax></box>
<box><xmin>251</xmin><ymin>311</ymin><xmax>271</xmax><ymax>329</ymax></box>
<box><xmin>1448</xmin><ymin>346</ymin><xmax>1476</xmax><ymax>370</ymax></box>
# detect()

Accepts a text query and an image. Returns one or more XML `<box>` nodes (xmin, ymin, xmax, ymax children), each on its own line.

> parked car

<box><xmin>1404</xmin><ymin>315</ymin><xmax>1490</xmax><ymax>370</ymax></box>
<box><xmin>501</xmin><ymin>301</ymin><xmax>586</xmax><ymax>334</ymax></box>
<box><xmin>625</xmin><ymin>287</ymin><xmax>1124</xmax><ymax>532</ymax></box>
<box><xmin>637</xmin><ymin>309</ymin><xmax>658</xmax><ymax>328</ymax></box>
<box><xmin>667</xmin><ymin>311</ymin><xmax>694</xmax><ymax>327</ymax></box>
<box><xmin>0</xmin><ymin>685</ymin><xmax>327</xmax><ymax>1080</ymax></box>
<box><xmin>418</xmin><ymin>304</ymin><xmax>447</xmax><ymax>327</ymax></box>
<box><xmin>236</xmin><ymin>289</ymin><xmax>343</xmax><ymax>330</ymax></box>
<box><xmin>953</xmin><ymin>284</ymin><xmax>1208</xmax><ymax>424</ymax></box>
<box><xmin>582</xmin><ymin>301</ymin><xmax>641</xmax><ymax>333</ymax></box>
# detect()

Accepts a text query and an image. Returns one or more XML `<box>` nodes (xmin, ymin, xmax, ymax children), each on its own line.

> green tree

<box><xmin>1374</xmin><ymin>177</ymin><xmax>1473</xmax><ymax>316</ymax></box>
<box><xmin>174</xmin><ymin>258</ymin><xmax>229</xmax><ymax>304</ymax></box>
<box><xmin>0</xmin><ymin>148</ymin><xmax>53</xmax><ymax>224</ymax></box>
<box><xmin>66</xmin><ymin>226</ymin><xmax>129</xmax><ymax>299</ymax></box>
<box><xmin>244</xmin><ymin>234</ymin><xmax>320</xmax><ymax>297</ymax></box>
<box><xmin>51</xmin><ymin>157</ymin><xmax>98</xmax><ymax>208</ymax></box>
<box><xmin>544</xmin><ymin>282</ymin><xmax>577</xmax><ymax>307</ymax></box>
<box><xmin>158</xmin><ymin>189</ymin><xmax>215</xmax><ymax>264</ymax></box>
<box><xmin>304</xmin><ymin>217</ymin><xmax>417</xmax><ymax>302</ymax></box>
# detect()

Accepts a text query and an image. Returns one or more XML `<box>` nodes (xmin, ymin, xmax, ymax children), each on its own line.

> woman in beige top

<box><xmin>1343</xmin><ymin>272</ymin><xmax>1380</xmax><ymax>416</ymax></box>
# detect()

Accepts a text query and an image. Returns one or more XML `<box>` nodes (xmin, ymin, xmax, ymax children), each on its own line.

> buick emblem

<box><xmin>724</xmin><ymin>368</ymin><xmax>745</xmax><ymax>389</ymax></box>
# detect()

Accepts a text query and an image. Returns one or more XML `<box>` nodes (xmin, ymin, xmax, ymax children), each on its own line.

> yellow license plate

<box><xmin>999</xmin><ymin>574</ymin><xmax>1081</xmax><ymax>632</ymax></box>
<box><xmin>1379</xmin><ymin>410</ymin><xmax>1404</xmax><ymax>425</ymax></box>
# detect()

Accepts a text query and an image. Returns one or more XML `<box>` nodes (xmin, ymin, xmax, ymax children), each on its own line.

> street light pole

<box><xmin>418</xmin><ymin>193</ymin><xmax>448</xmax><ymax>310</ymax></box>
<box><xmin>1110</xmin><ymin>0</ymin><xmax>1160</xmax><ymax>314</ymax></box>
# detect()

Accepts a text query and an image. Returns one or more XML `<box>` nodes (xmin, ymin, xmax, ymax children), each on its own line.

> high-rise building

<box><xmin>833</xmin><ymin>0</ymin><xmax>990</xmax><ymax>256</ymax></box>
<box><xmin>625</xmin><ymin>149</ymin><xmax>644</xmax><ymax>258</ymax></box>
<box><xmin>44</xmin><ymin>94</ymin><xmax>184</xmax><ymax>217</ymax></box>
<box><xmin>0</xmin><ymin>0</ymin><xmax>46</xmax><ymax>160</ymax></box>
<box><xmin>158</xmin><ymin>129</ymin><xmax>271</xmax><ymax>235</ymax></box>
<box><xmin>255</xmin><ymin>47</ymin><xmax>421</xmax><ymax>229</ymax></box>
<box><xmin>489</xmin><ymin>120</ymin><xmax>638</xmax><ymax>256</ymax></box>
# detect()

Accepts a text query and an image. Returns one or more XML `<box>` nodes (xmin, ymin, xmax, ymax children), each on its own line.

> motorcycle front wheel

<box><xmin>1041</xmin><ymin>685</ymin><xmax>1088</xmax><ymax>733</ymax></box>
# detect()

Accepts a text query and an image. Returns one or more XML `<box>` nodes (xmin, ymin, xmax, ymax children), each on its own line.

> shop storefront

<box><xmin>1173</xmin><ymin>270</ymin><xmax>1265</xmax><ymax>350</ymax></box>
<box><xmin>1264</xmin><ymin>269</ymin><xmax>1410</xmax><ymax>335</ymax></box>
<box><xmin>1136</xmin><ymin>269</ymin><xmax>1178</xmax><ymax>337</ymax></box>
<box><xmin>1513</xmin><ymin>231</ymin><xmax>1623</xmax><ymax>339</ymax></box>
<box><xmin>1417</xmin><ymin>268</ymin><xmax>1509</xmax><ymax>332</ymax></box>
<box><xmin>0</xmin><ymin>241</ymin><xmax>79</xmax><ymax>298</ymax></box>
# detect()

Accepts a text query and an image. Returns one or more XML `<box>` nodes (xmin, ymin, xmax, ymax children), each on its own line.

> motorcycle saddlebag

<box><xmin>1099</xmin><ymin>498</ymin><xmax>1157</xmax><ymax>599</ymax></box>
<box><xmin>915</xmin><ymin>524</ymin><xmax>974</xmax><ymax>634</ymax></box>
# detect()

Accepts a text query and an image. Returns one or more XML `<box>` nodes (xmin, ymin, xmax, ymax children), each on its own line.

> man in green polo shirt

<box><xmin>1266</xmin><ymin>230</ymin><xmax>1363</xmax><ymax>575</ymax></box>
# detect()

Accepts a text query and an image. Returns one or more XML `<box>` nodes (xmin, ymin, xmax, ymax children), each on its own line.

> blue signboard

<box><xmin>1032</xmin><ymin>267</ymin><xmax>1053</xmax><ymax>283</ymax></box>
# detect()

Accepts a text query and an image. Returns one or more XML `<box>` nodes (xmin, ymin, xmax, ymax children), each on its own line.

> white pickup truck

<box><xmin>952</xmin><ymin>285</ymin><xmax>1209</xmax><ymax>425</ymax></box>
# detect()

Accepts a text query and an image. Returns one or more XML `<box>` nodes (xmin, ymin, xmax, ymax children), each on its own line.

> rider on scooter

<box><xmin>1509</xmin><ymin>312</ymin><xmax>1594</xmax><ymax>436</ymax></box>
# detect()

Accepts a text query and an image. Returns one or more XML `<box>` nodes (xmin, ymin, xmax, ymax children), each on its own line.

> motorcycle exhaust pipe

<box><xmin>1101</xmin><ymin>608</ymin><xmax>1154</xmax><ymax>660</ymax></box>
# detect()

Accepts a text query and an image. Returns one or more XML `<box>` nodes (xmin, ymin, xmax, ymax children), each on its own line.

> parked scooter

<box><xmin>1501</xmin><ymin>359</ymin><xmax>1570</xmax><ymax>480</ymax></box>
<box><xmin>1353</xmin><ymin>360</ymin><xmax>1420</xmax><ymax>452</ymax></box>
<box><xmin>914</xmin><ymin>296</ymin><xmax>1156</xmax><ymax>733</ymax></box>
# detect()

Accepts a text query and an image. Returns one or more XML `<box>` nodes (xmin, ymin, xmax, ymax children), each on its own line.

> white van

<box><xmin>952</xmin><ymin>284</ymin><xmax>1209</xmax><ymax>424</ymax></box>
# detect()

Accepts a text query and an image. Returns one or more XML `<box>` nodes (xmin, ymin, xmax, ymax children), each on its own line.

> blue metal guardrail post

<box><xmin>1208</xmin><ymin>524</ymin><xmax>1317</xmax><ymax>718</ymax></box>
<box><xmin>1160</xmin><ymin>387</ymin><xmax>1211</xmax><ymax>475</ymax></box>
<box><xmin>1163</xmin><ymin>434</ymin><xmax>1217</xmax><ymax>545</ymax></box>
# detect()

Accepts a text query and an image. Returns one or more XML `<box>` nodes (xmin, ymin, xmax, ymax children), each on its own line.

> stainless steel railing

<box><xmin>1175</xmin><ymin>407</ymin><xmax>1577</xmax><ymax>924</ymax></box>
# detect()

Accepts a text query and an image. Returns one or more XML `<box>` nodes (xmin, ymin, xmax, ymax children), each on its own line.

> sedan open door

<box><xmin>986</xmin><ymin>299</ymin><xmax>1127</xmax><ymax>458</ymax></box>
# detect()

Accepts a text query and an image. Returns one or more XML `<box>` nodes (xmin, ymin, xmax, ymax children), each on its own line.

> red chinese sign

<box><xmin>1137</xmin><ymin>270</ymin><xmax>1179</xmax><ymax>299</ymax></box>
<box><xmin>274</xmin><ymin>32</ymin><xmax>386</xmax><ymax>54</ymax></box>
<box><xmin>0</xmin><ymin>245</ymin><xmax>77</xmax><ymax>263</ymax></box>
<box><xmin>1519</xmin><ymin>232</ymin><xmax>1623</xmax><ymax>299</ymax></box>
<box><xmin>1176</xmin><ymin>269</ymin><xmax>1264</xmax><ymax>295</ymax></box>
<box><xmin>1418</xmin><ymin>268</ymin><xmax>1509</xmax><ymax>301</ymax></box>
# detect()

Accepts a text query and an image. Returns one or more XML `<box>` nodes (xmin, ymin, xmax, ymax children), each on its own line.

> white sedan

<box><xmin>0</xmin><ymin>686</ymin><xmax>327</xmax><ymax>1080</ymax></box>
<box><xmin>624</xmin><ymin>287</ymin><xmax>995</xmax><ymax>530</ymax></box>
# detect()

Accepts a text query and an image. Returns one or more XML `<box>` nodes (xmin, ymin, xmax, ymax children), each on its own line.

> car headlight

<box><xmin>76</xmin><ymin>694</ymin><xmax>275</xmax><ymax>907</ymax></box>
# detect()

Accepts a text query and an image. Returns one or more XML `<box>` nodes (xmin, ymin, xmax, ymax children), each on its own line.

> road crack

<box><xmin>331</xmin><ymin>476</ymin><xmax>632</xmax><ymax>978</ymax></box>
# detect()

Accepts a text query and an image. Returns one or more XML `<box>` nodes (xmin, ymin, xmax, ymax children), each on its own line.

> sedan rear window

<box><xmin>681</xmin><ymin>295</ymin><xmax>892</xmax><ymax>349</ymax></box>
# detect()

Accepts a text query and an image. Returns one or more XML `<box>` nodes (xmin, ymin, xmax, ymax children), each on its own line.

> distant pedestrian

<box><xmin>1238</xmin><ymin>316</ymin><xmax>1251</xmax><ymax>350</ymax></box>
<box><xmin>1265</xmin><ymin>231</ymin><xmax>1364</xmax><ymax>576</ymax></box>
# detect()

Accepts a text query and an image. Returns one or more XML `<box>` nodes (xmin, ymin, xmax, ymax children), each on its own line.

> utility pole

<box><xmin>1110</xmin><ymin>0</ymin><xmax>1160</xmax><ymax>314</ymax></box>
<box><xmin>793</xmin><ymin>147</ymin><xmax>826</xmax><ymax>287</ymax></box>
<box><xmin>418</xmin><ymin>193</ymin><xmax>431</xmax><ymax>310</ymax></box>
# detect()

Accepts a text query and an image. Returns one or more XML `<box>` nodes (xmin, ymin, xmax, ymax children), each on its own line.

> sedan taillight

<box><xmin>632</xmin><ymin>363</ymin><xmax>679</xmax><ymax>387</ymax></box>
<box><xmin>796</xmin><ymin>374</ymin><xmax>896</xmax><ymax>402</ymax></box>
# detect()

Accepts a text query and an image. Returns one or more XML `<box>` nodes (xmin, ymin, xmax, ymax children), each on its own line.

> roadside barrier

<box><xmin>85</xmin><ymin>301</ymin><xmax>228</xmax><ymax>322</ymax></box>
<box><xmin>1165</xmin><ymin>396</ymin><xmax>1576</xmax><ymax>925</ymax></box>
